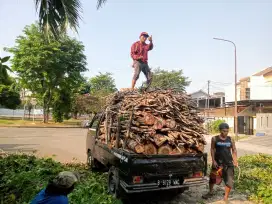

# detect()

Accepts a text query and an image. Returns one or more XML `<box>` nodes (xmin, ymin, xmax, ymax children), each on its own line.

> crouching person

<box><xmin>202</xmin><ymin>123</ymin><xmax>238</xmax><ymax>202</ymax></box>
<box><xmin>31</xmin><ymin>171</ymin><xmax>80</xmax><ymax>204</ymax></box>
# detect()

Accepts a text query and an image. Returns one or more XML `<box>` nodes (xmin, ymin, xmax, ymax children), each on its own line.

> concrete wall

<box><xmin>256</xmin><ymin>113</ymin><xmax>272</xmax><ymax>136</ymax></box>
<box><xmin>225</xmin><ymin>84</ymin><xmax>241</xmax><ymax>103</ymax></box>
<box><xmin>225</xmin><ymin>75</ymin><xmax>272</xmax><ymax>102</ymax></box>
<box><xmin>250</xmin><ymin>76</ymin><xmax>272</xmax><ymax>100</ymax></box>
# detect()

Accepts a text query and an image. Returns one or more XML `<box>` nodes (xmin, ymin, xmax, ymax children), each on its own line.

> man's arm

<box><xmin>131</xmin><ymin>43</ymin><xmax>142</xmax><ymax>60</ymax></box>
<box><xmin>148</xmin><ymin>41</ymin><xmax>153</xmax><ymax>51</ymax></box>
<box><xmin>231</xmin><ymin>137</ymin><xmax>238</xmax><ymax>166</ymax></box>
<box><xmin>211</xmin><ymin>137</ymin><xmax>217</xmax><ymax>168</ymax></box>
<box><xmin>147</xmin><ymin>35</ymin><xmax>153</xmax><ymax>51</ymax></box>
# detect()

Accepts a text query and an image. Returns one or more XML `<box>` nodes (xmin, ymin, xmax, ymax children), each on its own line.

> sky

<box><xmin>1</xmin><ymin>0</ymin><xmax>272</xmax><ymax>94</ymax></box>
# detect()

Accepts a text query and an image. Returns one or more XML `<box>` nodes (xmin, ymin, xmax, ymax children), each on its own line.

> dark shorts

<box><xmin>132</xmin><ymin>60</ymin><xmax>151</xmax><ymax>81</ymax></box>
<box><xmin>210</xmin><ymin>166</ymin><xmax>234</xmax><ymax>188</ymax></box>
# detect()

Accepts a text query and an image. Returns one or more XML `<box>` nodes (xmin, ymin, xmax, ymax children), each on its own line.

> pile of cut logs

<box><xmin>97</xmin><ymin>90</ymin><xmax>206</xmax><ymax>155</ymax></box>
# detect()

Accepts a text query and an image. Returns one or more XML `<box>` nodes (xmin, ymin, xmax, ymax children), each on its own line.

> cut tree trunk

<box><xmin>158</xmin><ymin>145</ymin><xmax>172</xmax><ymax>155</ymax></box>
<box><xmin>127</xmin><ymin>139</ymin><xmax>144</xmax><ymax>153</ymax></box>
<box><xmin>144</xmin><ymin>113</ymin><xmax>156</xmax><ymax>125</ymax></box>
<box><xmin>144</xmin><ymin>143</ymin><xmax>157</xmax><ymax>155</ymax></box>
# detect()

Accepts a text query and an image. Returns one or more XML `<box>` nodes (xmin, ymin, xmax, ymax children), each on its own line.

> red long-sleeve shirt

<box><xmin>130</xmin><ymin>41</ymin><xmax>153</xmax><ymax>64</ymax></box>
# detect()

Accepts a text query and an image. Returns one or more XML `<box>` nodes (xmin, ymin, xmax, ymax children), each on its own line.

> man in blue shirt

<box><xmin>31</xmin><ymin>171</ymin><xmax>80</xmax><ymax>204</ymax></box>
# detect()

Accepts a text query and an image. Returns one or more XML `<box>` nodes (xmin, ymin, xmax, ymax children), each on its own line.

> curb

<box><xmin>0</xmin><ymin>126</ymin><xmax>82</xmax><ymax>128</ymax></box>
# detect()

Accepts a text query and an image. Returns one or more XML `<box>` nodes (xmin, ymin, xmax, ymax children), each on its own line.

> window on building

<box><xmin>246</xmin><ymin>88</ymin><xmax>250</xmax><ymax>100</ymax></box>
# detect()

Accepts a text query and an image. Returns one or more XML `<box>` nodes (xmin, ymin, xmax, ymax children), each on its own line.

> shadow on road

<box><xmin>0</xmin><ymin>144</ymin><xmax>37</xmax><ymax>153</ymax></box>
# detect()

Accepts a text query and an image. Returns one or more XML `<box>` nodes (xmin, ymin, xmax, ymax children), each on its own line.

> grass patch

<box><xmin>0</xmin><ymin>154</ymin><xmax>120</xmax><ymax>204</ymax></box>
<box><xmin>0</xmin><ymin>119</ymin><xmax>81</xmax><ymax>127</ymax></box>
<box><xmin>236</xmin><ymin>154</ymin><xmax>272</xmax><ymax>204</ymax></box>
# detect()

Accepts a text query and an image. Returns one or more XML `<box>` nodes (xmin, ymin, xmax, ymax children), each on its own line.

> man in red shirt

<box><xmin>130</xmin><ymin>32</ymin><xmax>153</xmax><ymax>89</ymax></box>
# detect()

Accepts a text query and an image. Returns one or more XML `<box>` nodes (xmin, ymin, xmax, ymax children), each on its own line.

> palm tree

<box><xmin>35</xmin><ymin>0</ymin><xmax>107</xmax><ymax>38</ymax></box>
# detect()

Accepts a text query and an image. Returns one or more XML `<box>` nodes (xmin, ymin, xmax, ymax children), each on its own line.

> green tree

<box><xmin>8</xmin><ymin>24</ymin><xmax>87</xmax><ymax>123</ymax></box>
<box><xmin>0</xmin><ymin>85</ymin><xmax>21</xmax><ymax>109</ymax></box>
<box><xmin>150</xmin><ymin>68</ymin><xmax>190</xmax><ymax>92</ymax></box>
<box><xmin>0</xmin><ymin>57</ymin><xmax>21</xmax><ymax>109</ymax></box>
<box><xmin>87</xmin><ymin>72</ymin><xmax>117</xmax><ymax>113</ymax></box>
<box><xmin>0</xmin><ymin>56</ymin><xmax>13</xmax><ymax>85</ymax></box>
<box><xmin>72</xmin><ymin>94</ymin><xmax>99</xmax><ymax>118</ymax></box>
<box><xmin>89</xmin><ymin>72</ymin><xmax>117</xmax><ymax>94</ymax></box>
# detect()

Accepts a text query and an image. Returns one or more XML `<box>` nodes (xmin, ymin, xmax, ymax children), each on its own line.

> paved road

<box><xmin>0</xmin><ymin>127</ymin><xmax>88</xmax><ymax>162</ymax></box>
<box><xmin>1</xmin><ymin>128</ymin><xmax>271</xmax><ymax>163</ymax></box>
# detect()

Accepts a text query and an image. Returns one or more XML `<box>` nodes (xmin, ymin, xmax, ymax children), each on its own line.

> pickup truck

<box><xmin>86</xmin><ymin>112</ymin><xmax>208</xmax><ymax>198</ymax></box>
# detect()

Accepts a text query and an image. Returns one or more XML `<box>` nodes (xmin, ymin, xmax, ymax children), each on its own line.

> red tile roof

<box><xmin>253</xmin><ymin>67</ymin><xmax>272</xmax><ymax>76</ymax></box>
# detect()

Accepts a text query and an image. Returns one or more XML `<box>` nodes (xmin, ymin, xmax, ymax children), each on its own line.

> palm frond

<box><xmin>35</xmin><ymin>0</ymin><xmax>82</xmax><ymax>39</ymax></box>
<box><xmin>97</xmin><ymin>0</ymin><xmax>107</xmax><ymax>9</ymax></box>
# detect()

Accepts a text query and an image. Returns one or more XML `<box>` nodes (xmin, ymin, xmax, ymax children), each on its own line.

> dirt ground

<box><xmin>0</xmin><ymin>127</ymin><xmax>255</xmax><ymax>204</ymax></box>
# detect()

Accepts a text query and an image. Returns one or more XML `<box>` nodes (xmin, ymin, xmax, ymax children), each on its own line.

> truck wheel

<box><xmin>87</xmin><ymin>151</ymin><xmax>96</xmax><ymax>170</ymax></box>
<box><xmin>108</xmin><ymin>166</ymin><xmax>122</xmax><ymax>199</ymax></box>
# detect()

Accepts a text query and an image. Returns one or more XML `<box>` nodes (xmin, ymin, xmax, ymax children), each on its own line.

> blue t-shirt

<box><xmin>31</xmin><ymin>189</ymin><xmax>68</xmax><ymax>204</ymax></box>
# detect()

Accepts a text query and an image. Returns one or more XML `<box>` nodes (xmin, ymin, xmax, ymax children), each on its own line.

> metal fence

<box><xmin>0</xmin><ymin>108</ymin><xmax>44</xmax><ymax>119</ymax></box>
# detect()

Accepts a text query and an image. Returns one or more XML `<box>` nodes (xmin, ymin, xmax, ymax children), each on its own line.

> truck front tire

<box><xmin>87</xmin><ymin>151</ymin><xmax>100</xmax><ymax>170</ymax></box>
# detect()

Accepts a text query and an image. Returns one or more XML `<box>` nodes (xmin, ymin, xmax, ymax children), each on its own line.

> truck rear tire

<box><xmin>108</xmin><ymin>166</ymin><xmax>122</xmax><ymax>199</ymax></box>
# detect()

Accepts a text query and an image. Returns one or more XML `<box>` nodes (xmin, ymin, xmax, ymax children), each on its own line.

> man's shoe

<box><xmin>202</xmin><ymin>192</ymin><xmax>214</xmax><ymax>199</ymax></box>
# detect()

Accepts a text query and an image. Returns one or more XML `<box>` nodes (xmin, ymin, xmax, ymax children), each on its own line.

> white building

<box><xmin>225</xmin><ymin>67</ymin><xmax>272</xmax><ymax>102</ymax></box>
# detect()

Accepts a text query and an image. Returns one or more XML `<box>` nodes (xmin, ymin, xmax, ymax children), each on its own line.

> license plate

<box><xmin>157</xmin><ymin>179</ymin><xmax>180</xmax><ymax>187</ymax></box>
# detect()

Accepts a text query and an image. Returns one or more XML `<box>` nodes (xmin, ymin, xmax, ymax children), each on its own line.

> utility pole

<box><xmin>207</xmin><ymin>80</ymin><xmax>210</xmax><ymax>133</ymax></box>
<box><xmin>213</xmin><ymin>38</ymin><xmax>238</xmax><ymax>141</ymax></box>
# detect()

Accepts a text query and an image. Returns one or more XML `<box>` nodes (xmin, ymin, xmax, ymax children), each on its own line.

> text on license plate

<box><xmin>157</xmin><ymin>179</ymin><xmax>180</xmax><ymax>187</ymax></box>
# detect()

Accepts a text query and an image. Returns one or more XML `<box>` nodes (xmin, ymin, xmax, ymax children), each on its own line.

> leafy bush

<box><xmin>236</xmin><ymin>154</ymin><xmax>272</xmax><ymax>204</ymax></box>
<box><xmin>0</xmin><ymin>154</ymin><xmax>120</xmax><ymax>204</ymax></box>
<box><xmin>207</xmin><ymin>119</ymin><xmax>225</xmax><ymax>133</ymax></box>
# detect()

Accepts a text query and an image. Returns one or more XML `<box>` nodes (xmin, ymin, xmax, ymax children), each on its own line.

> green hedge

<box><xmin>0</xmin><ymin>154</ymin><xmax>120</xmax><ymax>204</ymax></box>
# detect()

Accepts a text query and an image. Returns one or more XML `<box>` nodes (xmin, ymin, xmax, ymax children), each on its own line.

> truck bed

<box><xmin>94</xmin><ymin>142</ymin><xmax>208</xmax><ymax>193</ymax></box>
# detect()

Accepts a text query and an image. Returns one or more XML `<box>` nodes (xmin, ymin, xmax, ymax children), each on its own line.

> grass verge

<box><xmin>235</xmin><ymin>154</ymin><xmax>272</xmax><ymax>204</ymax></box>
<box><xmin>0</xmin><ymin>119</ymin><xmax>81</xmax><ymax>127</ymax></box>
<box><xmin>1</xmin><ymin>153</ymin><xmax>271</xmax><ymax>204</ymax></box>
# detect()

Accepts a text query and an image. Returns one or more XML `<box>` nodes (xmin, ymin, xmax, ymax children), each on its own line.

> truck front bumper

<box><xmin>120</xmin><ymin>177</ymin><xmax>209</xmax><ymax>193</ymax></box>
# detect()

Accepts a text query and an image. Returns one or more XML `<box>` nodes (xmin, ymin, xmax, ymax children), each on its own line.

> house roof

<box><xmin>253</xmin><ymin>67</ymin><xmax>272</xmax><ymax>76</ymax></box>
<box><xmin>189</xmin><ymin>89</ymin><xmax>209</xmax><ymax>97</ymax></box>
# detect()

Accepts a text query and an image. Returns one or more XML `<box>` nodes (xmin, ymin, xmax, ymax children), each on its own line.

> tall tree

<box><xmin>8</xmin><ymin>24</ymin><xmax>87</xmax><ymax>122</ymax></box>
<box><xmin>35</xmin><ymin>0</ymin><xmax>82</xmax><ymax>38</ymax></box>
<box><xmin>150</xmin><ymin>68</ymin><xmax>190</xmax><ymax>92</ymax></box>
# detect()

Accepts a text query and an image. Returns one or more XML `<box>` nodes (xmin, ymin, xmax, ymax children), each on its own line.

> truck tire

<box><xmin>107</xmin><ymin>166</ymin><xmax>122</xmax><ymax>199</ymax></box>
<box><xmin>87</xmin><ymin>151</ymin><xmax>101</xmax><ymax>170</ymax></box>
